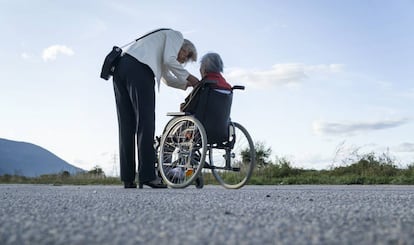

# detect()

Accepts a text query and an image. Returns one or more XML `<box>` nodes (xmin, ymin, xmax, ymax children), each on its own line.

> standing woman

<box><xmin>113</xmin><ymin>28</ymin><xmax>199</xmax><ymax>188</ymax></box>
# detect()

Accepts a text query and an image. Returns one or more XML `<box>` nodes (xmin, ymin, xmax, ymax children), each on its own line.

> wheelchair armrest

<box><xmin>167</xmin><ymin>112</ymin><xmax>189</xmax><ymax>116</ymax></box>
<box><xmin>232</xmin><ymin>85</ymin><xmax>245</xmax><ymax>90</ymax></box>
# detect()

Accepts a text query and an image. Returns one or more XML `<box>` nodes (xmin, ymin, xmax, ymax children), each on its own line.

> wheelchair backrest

<box><xmin>194</xmin><ymin>84</ymin><xmax>233</xmax><ymax>144</ymax></box>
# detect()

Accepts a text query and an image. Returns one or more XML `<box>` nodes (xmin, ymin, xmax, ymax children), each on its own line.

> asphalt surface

<box><xmin>0</xmin><ymin>184</ymin><xmax>413</xmax><ymax>245</ymax></box>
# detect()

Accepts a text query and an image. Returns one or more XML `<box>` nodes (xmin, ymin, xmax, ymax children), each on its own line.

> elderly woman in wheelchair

<box><xmin>157</xmin><ymin>53</ymin><xmax>256</xmax><ymax>189</ymax></box>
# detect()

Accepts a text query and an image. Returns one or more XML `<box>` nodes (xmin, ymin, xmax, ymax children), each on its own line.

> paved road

<box><xmin>0</xmin><ymin>184</ymin><xmax>413</xmax><ymax>245</ymax></box>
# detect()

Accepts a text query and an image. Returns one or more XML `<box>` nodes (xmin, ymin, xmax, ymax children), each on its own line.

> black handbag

<box><xmin>100</xmin><ymin>28</ymin><xmax>171</xmax><ymax>80</ymax></box>
<box><xmin>100</xmin><ymin>46</ymin><xmax>122</xmax><ymax>80</ymax></box>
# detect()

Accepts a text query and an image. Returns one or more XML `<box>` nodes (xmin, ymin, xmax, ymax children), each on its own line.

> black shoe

<box><xmin>124</xmin><ymin>182</ymin><xmax>137</xmax><ymax>189</ymax></box>
<box><xmin>139</xmin><ymin>177</ymin><xmax>167</xmax><ymax>189</ymax></box>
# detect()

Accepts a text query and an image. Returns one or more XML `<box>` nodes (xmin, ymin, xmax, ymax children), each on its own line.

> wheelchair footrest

<box><xmin>203</xmin><ymin>162</ymin><xmax>241</xmax><ymax>172</ymax></box>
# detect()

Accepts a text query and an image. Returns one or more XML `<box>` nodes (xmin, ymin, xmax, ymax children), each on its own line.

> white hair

<box><xmin>200</xmin><ymin>52</ymin><xmax>223</xmax><ymax>73</ymax></box>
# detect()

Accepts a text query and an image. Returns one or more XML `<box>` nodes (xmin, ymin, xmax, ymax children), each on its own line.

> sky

<box><xmin>1</xmin><ymin>0</ymin><xmax>413</xmax><ymax>176</ymax></box>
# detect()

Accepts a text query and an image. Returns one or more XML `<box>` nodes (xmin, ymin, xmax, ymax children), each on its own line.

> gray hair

<box><xmin>181</xmin><ymin>39</ymin><xmax>197</xmax><ymax>62</ymax></box>
<box><xmin>200</xmin><ymin>52</ymin><xmax>224</xmax><ymax>73</ymax></box>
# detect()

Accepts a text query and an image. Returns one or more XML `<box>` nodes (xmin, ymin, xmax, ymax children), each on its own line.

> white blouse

<box><xmin>125</xmin><ymin>29</ymin><xmax>190</xmax><ymax>90</ymax></box>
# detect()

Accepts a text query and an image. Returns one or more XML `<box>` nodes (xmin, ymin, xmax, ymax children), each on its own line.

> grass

<box><xmin>0</xmin><ymin>172</ymin><xmax>122</xmax><ymax>186</ymax></box>
<box><xmin>1</xmin><ymin>152</ymin><xmax>413</xmax><ymax>186</ymax></box>
<box><xmin>246</xmin><ymin>156</ymin><xmax>414</xmax><ymax>185</ymax></box>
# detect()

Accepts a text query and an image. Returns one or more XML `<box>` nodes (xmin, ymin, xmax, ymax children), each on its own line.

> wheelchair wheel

<box><xmin>158</xmin><ymin>116</ymin><xmax>207</xmax><ymax>188</ymax></box>
<box><xmin>209</xmin><ymin>122</ymin><xmax>255</xmax><ymax>189</ymax></box>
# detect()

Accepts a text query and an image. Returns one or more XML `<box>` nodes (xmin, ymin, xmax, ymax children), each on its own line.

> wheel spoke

<box><xmin>158</xmin><ymin>116</ymin><xmax>207</xmax><ymax>188</ymax></box>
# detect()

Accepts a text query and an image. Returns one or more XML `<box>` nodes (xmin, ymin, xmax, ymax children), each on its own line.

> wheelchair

<box><xmin>156</xmin><ymin>81</ymin><xmax>256</xmax><ymax>189</ymax></box>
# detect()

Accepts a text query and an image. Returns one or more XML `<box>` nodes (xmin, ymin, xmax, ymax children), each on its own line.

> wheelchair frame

<box><xmin>156</xmin><ymin>85</ymin><xmax>256</xmax><ymax>189</ymax></box>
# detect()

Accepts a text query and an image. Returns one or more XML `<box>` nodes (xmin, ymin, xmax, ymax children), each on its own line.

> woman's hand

<box><xmin>186</xmin><ymin>74</ymin><xmax>200</xmax><ymax>88</ymax></box>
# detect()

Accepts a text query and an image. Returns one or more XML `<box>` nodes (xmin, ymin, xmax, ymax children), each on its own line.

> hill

<box><xmin>0</xmin><ymin>138</ymin><xmax>84</xmax><ymax>177</ymax></box>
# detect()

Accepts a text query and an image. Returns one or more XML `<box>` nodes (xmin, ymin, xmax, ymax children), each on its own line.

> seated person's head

<box><xmin>199</xmin><ymin>52</ymin><xmax>223</xmax><ymax>77</ymax></box>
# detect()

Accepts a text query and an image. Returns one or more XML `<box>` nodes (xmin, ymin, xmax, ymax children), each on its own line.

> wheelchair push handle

<box><xmin>202</xmin><ymin>79</ymin><xmax>245</xmax><ymax>91</ymax></box>
<box><xmin>232</xmin><ymin>85</ymin><xmax>245</xmax><ymax>90</ymax></box>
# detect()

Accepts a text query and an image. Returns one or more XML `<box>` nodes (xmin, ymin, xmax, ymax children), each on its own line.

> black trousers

<box><xmin>113</xmin><ymin>54</ymin><xmax>156</xmax><ymax>183</ymax></box>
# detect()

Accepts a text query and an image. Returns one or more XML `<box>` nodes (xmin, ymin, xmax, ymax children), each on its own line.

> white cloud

<box><xmin>305</xmin><ymin>64</ymin><xmax>343</xmax><ymax>74</ymax></box>
<box><xmin>313</xmin><ymin>118</ymin><xmax>410</xmax><ymax>136</ymax></box>
<box><xmin>225</xmin><ymin>63</ymin><xmax>343</xmax><ymax>89</ymax></box>
<box><xmin>42</xmin><ymin>45</ymin><xmax>74</xmax><ymax>62</ymax></box>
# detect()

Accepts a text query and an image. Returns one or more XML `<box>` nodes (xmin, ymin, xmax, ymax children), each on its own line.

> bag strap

<box><xmin>120</xmin><ymin>28</ymin><xmax>171</xmax><ymax>49</ymax></box>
